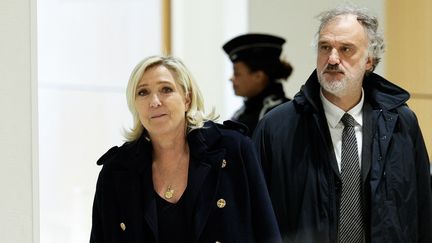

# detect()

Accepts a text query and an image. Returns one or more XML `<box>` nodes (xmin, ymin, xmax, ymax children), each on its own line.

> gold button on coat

<box><xmin>221</xmin><ymin>159</ymin><xmax>227</xmax><ymax>168</ymax></box>
<box><xmin>216</xmin><ymin>199</ymin><xmax>226</xmax><ymax>208</ymax></box>
<box><xmin>120</xmin><ymin>222</ymin><xmax>126</xmax><ymax>231</ymax></box>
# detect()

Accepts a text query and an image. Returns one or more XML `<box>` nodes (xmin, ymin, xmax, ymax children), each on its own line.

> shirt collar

<box><xmin>320</xmin><ymin>88</ymin><xmax>364</xmax><ymax>128</ymax></box>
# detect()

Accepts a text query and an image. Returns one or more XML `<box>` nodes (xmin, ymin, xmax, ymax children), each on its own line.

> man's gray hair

<box><xmin>314</xmin><ymin>4</ymin><xmax>385</xmax><ymax>72</ymax></box>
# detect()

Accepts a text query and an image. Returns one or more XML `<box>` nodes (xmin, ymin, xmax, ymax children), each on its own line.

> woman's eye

<box><xmin>137</xmin><ymin>89</ymin><xmax>149</xmax><ymax>96</ymax></box>
<box><xmin>161</xmin><ymin>86</ymin><xmax>173</xmax><ymax>93</ymax></box>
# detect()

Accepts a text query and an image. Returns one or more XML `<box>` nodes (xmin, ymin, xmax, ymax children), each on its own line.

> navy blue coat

<box><xmin>253</xmin><ymin>70</ymin><xmax>432</xmax><ymax>243</ymax></box>
<box><xmin>90</xmin><ymin>120</ymin><xmax>282</xmax><ymax>243</ymax></box>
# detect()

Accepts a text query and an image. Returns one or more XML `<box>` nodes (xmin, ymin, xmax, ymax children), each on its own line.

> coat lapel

<box><xmin>377</xmin><ymin>110</ymin><xmax>398</xmax><ymax>159</ymax></box>
<box><xmin>186</xmin><ymin>122</ymin><xmax>226</xmax><ymax>241</ymax></box>
<box><xmin>370</xmin><ymin>109</ymin><xmax>398</xmax><ymax>195</ymax></box>
<box><xmin>113</xmin><ymin>170</ymin><xmax>147</xmax><ymax>242</ymax></box>
<box><xmin>361</xmin><ymin>102</ymin><xmax>373</xmax><ymax>184</ymax></box>
<box><xmin>190</xmin><ymin>150</ymin><xmax>225</xmax><ymax>241</ymax></box>
<box><xmin>313</xmin><ymin>113</ymin><xmax>340</xmax><ymax>178</ymax></box>
<box><xmin>190</xmin><ymin>156</ymin><xmax>218</xmax><ymax>241</ymax></box>
<box><xmin>112</xmin><ymin>140</ymin><xmax>158</xmax><ymax>242</ymax></box>
<box><xmin>141</xmin><ymin>165</ymin><xmax>158</xmax><ymax>241</ymax></box>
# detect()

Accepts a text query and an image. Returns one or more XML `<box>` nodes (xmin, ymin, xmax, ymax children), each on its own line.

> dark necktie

<box><xmin>339</xmin><ymin>113</ymin><xmax>364</xmax><ymax>243</ymax></box>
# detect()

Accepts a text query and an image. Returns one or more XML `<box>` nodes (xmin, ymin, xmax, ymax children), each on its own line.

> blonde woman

<box><xmin>90</xmin><ymin>55</ymin><xmax>281</xmax><ymax>243</ymax></box>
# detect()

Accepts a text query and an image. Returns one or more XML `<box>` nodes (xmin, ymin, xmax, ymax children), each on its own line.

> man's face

<box><xmin>316</xmin><ymin>14</ymin><xmax>373</xmax><ymax>98</ymax></box>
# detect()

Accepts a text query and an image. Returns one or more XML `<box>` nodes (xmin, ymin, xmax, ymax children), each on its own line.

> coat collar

<box><xmin>124</xmin><ymin>120</ymin><xmax>225</xmax><ymax>172</ymax></box>
<box><xmin>294</xmin><ymin>70</ymin><xmax>410</xmax><ymax>113</ymax></box>
<box><xmin>187</xmin><ymin>120</ymin><xmax>223</xmax><ymax>160</ymax></box>
<box><xmin>187</xmin><ymin>121</ymin><xmax>228</xmax><ymax>239</ymax></box>
<box><xmin>129</xmin><ymin>120</ymin><xmax>224</xmax><ymax>162</ymax></box>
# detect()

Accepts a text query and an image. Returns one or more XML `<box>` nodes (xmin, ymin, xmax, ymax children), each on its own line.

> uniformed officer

<box><xmin>223</xmin><ymin>33</ymin><xmax>293</xmax><ymax>136</ymax></box>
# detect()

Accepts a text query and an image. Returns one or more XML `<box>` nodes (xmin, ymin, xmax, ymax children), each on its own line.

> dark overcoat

<box><xmin>90</xmin><ymin>120</ymin><xmax>282</xmax><ymax>243</ymax></box>
<box><xmin>253</xmin><ymin>70</ymin><xmax>432</xmax><ymax>243</ymax></box>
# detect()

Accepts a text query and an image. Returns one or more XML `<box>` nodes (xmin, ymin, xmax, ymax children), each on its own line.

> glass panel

<box><xmin>37</xmin><ymin>0</ymin><xmax>160</xmax><ymax>242</ymax></box>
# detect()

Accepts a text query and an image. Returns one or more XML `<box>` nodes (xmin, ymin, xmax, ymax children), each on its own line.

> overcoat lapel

<box><xmin>141</xmin><ymin>163</ymin><xmax>158</xmax><ymax>241</ymax></box>
<box><xmin>361</xmin><ymin>102</ymin><xmax>373</xmax><ymax>184</ymax></box>
<box><xmin>112</xmin><ymin>169</ymin><xmax>149</xmax><ymax>242</ymax></box>
<box><xmin>370</xmin><ymin>109</ymin><xmax>398</xmax><ymax>195</ymax></box>
<box><xmin>377</xmin><ymin>110</ymin><xmax>398</xmax><ymax>160</ymax></box>
<box><xmin>191</xmin><ymin>151</ymin><xmax>224</xmax><ymax>241</ymax></box>
<box><xmin>113</xmin><ymin>139</ymin><xmax>158</xmax><ymax>242</ymax></box>
<box><xmin>302</xmin><ymin>72</ymin><xmax>340</xmax><ymax>178</ymax></box>
<box><xmin>313</xmin><ymin>112</ymin><xmax>340</xmax><ymax>179</ymax></box>
<box><xmin>187</xmin><ymin>124</ymin><xmax>225</xmax><ymax>241</ymax></box>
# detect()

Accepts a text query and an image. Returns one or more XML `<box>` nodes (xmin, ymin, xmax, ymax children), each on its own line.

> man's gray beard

<box><xmin>318</xmin><ymin>77</ymin><xmax>350</xmax><ymax>97</ymax></box>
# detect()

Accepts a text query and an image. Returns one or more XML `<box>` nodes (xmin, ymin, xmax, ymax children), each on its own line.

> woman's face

<box><xmin>231</xmin><ymin>61</ymin><xmax>268</xmax><ymax>98</ymax></box>
<box><xmin>135</xmin><ymin>65</ymin><xmax>190</xmax><ymax>138</ymax></box>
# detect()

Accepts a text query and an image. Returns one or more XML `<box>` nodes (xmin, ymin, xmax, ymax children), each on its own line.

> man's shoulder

<box><xmin>260</xmin><ymin>100</ymin><xmax>300</xmax><ymax>125</ymax></box>
<box><xmin>395</xmin><ymin>104</ymin><xmax>420</xmax><ymax>127</ymax></box>
<box><xmin>254</xmin><ymin>100</ymin><xmax>306</xmax><ymax>139</ymax></box>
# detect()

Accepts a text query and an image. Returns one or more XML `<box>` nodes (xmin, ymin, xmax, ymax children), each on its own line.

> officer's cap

<box><xmin>222</xmin><ymin>33</ymin><xmax>285</xmax><ymax>62</ymax></box>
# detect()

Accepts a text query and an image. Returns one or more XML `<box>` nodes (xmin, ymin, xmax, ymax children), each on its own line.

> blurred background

<box><xmin>1</xmin><ymin>0</ymin><xmax>430</xmax><ymax>242</ymax></box>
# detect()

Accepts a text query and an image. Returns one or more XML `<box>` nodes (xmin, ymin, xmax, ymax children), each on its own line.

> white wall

<box><xmin>249</xmin><ymin>0</ymin><xmax>385</xmax><ymax>98</ymax></box>
<box><xmin>172</xmin><ymin>0</ymin><xmax>247</xmax><ymax>121</ymax></box>
<box><xmin>0</xmin><ymin>0</ymin><xmax>38</xmax><ymax>242</ymax></box>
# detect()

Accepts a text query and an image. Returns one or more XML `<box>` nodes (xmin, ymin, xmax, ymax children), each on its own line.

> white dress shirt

<box><xmin>320</xmin><ymin>89</ymin><xmax>364</xmax><ymax>172</ymax></box>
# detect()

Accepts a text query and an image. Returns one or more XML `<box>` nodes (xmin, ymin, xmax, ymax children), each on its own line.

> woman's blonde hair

<box><xmin>124</xmin><ymin>55</ymin><xmax>218</xmax><ymax>141</ymax></box>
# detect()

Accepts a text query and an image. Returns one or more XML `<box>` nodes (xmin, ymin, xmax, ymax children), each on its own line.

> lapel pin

<box><xmin>120</xmin><ymin>222</ymin><xmax>126</xmax><ymax>231</ymax></box>
<box><xmin>221</xmin><ymin>159</ymin><xmax>227</xmax><ymax>168</ymax></box>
